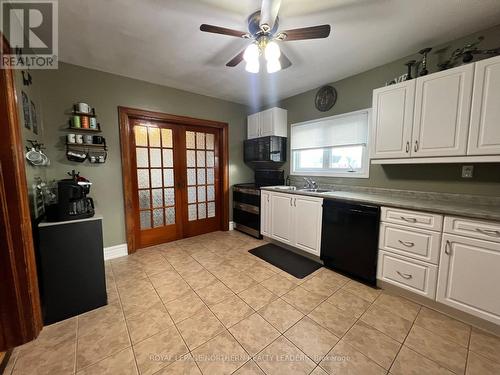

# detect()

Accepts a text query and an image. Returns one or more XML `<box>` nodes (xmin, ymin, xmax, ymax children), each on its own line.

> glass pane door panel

<box><xmin>134</xmin><ymin>123</ymin><xmax>176</xmax><ymax>230</ymax></box>
<box><xmin>185</xmin><ymin>130</ymin><xmax>216</xmax><ymax>222</ymax></box>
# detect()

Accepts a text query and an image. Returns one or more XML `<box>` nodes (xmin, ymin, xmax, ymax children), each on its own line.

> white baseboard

<box><xmin>229</xmin><ymin>221</ymin><xmax>235</xmax><ymax>230</ymax></box>
<box><xmin>104</xmin><ymin>243</ymin><xmax>128</xmax><ymax>260</ymax></box>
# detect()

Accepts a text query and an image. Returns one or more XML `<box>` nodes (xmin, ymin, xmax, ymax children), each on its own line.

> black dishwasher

<box><xmin>320</xmin><ymin>200</ymin><xmax>380</xmax><ymax>286</ymax></box>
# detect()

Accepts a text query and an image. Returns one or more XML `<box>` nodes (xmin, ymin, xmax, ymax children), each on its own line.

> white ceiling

<box><xmin>59</xmin><ymin>0</ymin><xmax>500</xmax><ymax>107</ymax></box>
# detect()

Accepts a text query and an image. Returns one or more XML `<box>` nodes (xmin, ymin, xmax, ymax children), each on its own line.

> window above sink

<box><xmin>290</xmin><ymin>109</ymin><xmax>371</xmax><ymax>178</ymax></box>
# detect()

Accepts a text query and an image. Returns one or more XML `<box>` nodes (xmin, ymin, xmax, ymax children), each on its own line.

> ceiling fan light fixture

<box><xmin>245</xmin><ymin>59</ymin><xmax>260</xmax><ymax>73</ymax></box>
<box><xmin>243</xmin><ymin>43</ymin><xmax>260</xmax><ymax>63</ymax></box>
<box><xmin>264</xmin><ymin>40</ymin><xmax>280</xmax><ymax>61</ymax></box>
<box><xmin>267</xmin><ymin>58</ymin><xmax>281</xmax><ymax>73</ymax></box>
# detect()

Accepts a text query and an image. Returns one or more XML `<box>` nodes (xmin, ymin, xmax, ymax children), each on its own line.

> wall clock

<box><xmin>315</xmin><ymin>85</ymin><xmax>337</xmax><ymax>112</ymax></box>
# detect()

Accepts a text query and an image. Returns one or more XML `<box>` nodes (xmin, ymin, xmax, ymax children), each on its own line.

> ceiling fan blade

<box><xmin>260</xmin><ymin>0</ymin><xmax>282</xmax><ymax>32</ymax></box>
<box><xmin>281</xmin><ymin>25</ymin><xmax>331</xmax><ymax>41</ymax></box>
<box><xmin>280</xmin><ymin>52</ymin><xmax>292</xmax><ymax>70</ymax></box>
<box><xmin>200</xmin><ymin>24</ymin><xmax>247</xmax><ymax>38</ymax></box>
<box><xmin>226</xmin><ymin>50</ymin><xmax>246</xmax><ymax>67</ymax></box>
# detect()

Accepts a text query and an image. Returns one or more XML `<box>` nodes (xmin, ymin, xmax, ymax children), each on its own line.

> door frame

<box><xmin>118</xmin><ymin>106</ymin><xmax>229</xmax><ymax>253</ymax></box>
<box><xmin>0</xmin><ymin>33</ymin><xmax>43</xmax><ymax>350</ymax></box>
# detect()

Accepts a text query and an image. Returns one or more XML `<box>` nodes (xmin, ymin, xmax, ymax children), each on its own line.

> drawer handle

<box><xmin>397</xmin><ymin>271</ymin><xmax>413</xmax><ymax>280</ymax></box>
<box><xmin>398</xmin><ymin>240</ymin><xmax>415</xmax><ymax>247</ymax></box>
<box><xmin>475</xmin><ymin>228</ymin><xmax>500</xmax><ymax>237</ymax></box>
<box><xmin>400</xmin><ymin>216</ymin><xmax>417</xmax><ymax>223</ymax></box>
<box><xmin>445</xmin><ymin>240</ymin><xmax>452</xmax><ymax>255</ymax></box>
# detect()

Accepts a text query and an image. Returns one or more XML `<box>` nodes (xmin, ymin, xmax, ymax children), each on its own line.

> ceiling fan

<box><xmin>200</xmin><ymin>0</ymin><xmax>331</xmax><ymax>73</ymax></box>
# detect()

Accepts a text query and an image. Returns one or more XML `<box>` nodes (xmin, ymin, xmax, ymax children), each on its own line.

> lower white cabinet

<box><xmin>437</xmin><ymin>233</ymin><xmax>500</xmax><ymax>325</ymax></box>
<box><xmin>292</xmin><ymin>196</ymin><xmax>323</xmax><ymax>256</ymax></box>
<box><xmin>270</xmin><ymin>193</ymin><xmax>294</xmax><ymax>245</ymax></box>
<box><xmin>261</xmin><ymin>191</ymin><xmax>271</xmax><ymax>237</ymax></box>
<box><xmin>261</xmin><ymin>191</ymin><xmax>323</xmax><ymax>256</ymax></box>
<box><xmin>377</xmin><ymin>250</ymin><xmax>438</xmax><ymax>299</ymax></box>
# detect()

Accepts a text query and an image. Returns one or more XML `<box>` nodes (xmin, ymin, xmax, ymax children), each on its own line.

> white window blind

<box><xmin>290</xmin><ymin>109</ymin><xmax>371</xmax><ymax>178</ymax></box>
<box><xmin>291</xmin><ymin>111</ymin><xmax>369</xmax><ymax>150</ymax></box>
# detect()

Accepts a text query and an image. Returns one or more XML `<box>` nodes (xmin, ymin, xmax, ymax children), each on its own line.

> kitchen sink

<box><xmin>299</xmin><ymin>188</ymin><xmax>333</xmax><ymax>193</ymax></box>
<box><xmin>272</xmin><ymin>186</ymin><xmax>297</xmax><ymax>191</ymax></box>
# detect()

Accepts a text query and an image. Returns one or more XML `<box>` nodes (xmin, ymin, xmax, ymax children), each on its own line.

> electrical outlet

<box><xmin>462</xmin><ymin>165</ymin><xmax>474</xmax><ymax>178</ymax></box>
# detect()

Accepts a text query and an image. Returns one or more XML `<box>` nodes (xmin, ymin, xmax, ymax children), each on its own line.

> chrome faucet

<box><xmin>303</xmin><ymin>177</ymin><xmax>318</xmax><ymax>189</ymax></box>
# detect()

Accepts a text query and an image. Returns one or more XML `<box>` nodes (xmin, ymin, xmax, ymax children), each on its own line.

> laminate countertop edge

<box><xmin>261</xmin><ymin>187</ymin><xmax>500</xmax><ymax>222</ymax></box>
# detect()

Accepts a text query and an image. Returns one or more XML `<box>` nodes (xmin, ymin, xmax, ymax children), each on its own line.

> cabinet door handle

<box><xmin>290</xmin><ymin>197</ymin><xmax>293</xmax><ymax>206</ymax></box>
<box><xmin>400</xmin><ymin>216</ymin><xmax>417</xmax><ymax>223</ymax></box>
<box><xmin>397</xmin><ymin>271</ymin><xmax>413</xmax><ymax>280</ymax></box>
<box><xmin>398</xmin><ymin>240</ymin><xmax>415</xmax><ymax>247</ymax></box>
<box><xmin>445</xmin><ymin>240</ymin><xmax>452</xmax><ymax>255</ymax></box>
<box><xmin>414</xmin><ymin>140</ymin><xmax>419</xmax><ymax>152</ymax></box>
<box><xmin>294</xmin><ymin>198</ymin><xmax>296</xmax><ymax>207</ymax></box>
<box><xmin>475</xmin><ymin>228</ymin><xmax>500</xmax><ymax>237</ymax></box>
<box><xmin>405</xmin><ymin>141</ymin><xmax>410</xmax><ymax>153</ymax></box>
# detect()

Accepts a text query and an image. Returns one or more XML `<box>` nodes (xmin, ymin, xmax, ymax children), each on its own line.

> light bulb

<box><xmin>243</xmin><ymin>44</ymin><xmax>259</xmax><ymax>63</ymax></box>
<box><xmin>245</xmin><ymin>59</ymin><xmax>260</xmax><ymax>73</ymax></box>
<box><xmin>267</xmin><ymin>59</ymin><xmax>281</xmax><ymax>73</ymax></box>
<box><xmin>264</xmin><ymin>41</ymin><xmax>281</xmax><ymax>61</ymax></box>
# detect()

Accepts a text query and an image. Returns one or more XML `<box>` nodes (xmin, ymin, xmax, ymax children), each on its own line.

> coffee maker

<box><xmin>46</xmin><ymin>171</ymin><xmax>95</xmax><ymax>222</ymax></box>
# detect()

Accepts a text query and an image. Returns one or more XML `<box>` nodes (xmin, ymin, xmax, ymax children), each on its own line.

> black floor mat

<box><xmin>249</xmin><ymin>243</ymin><xmax>322</xmax><ymax>279</ymax></box>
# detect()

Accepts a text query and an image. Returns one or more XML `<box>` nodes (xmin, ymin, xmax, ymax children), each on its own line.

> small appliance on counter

<box><xmin>233</xmin><ymin>170</ymin><xmax>285</xmax><ymax>238</ymax></box>
<box><xmin>45</xmin><ymin>170</ymin><xmax>95</xmax><ymax>222</ymax></box>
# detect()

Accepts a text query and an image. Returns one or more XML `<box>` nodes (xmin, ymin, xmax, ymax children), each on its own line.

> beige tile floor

<box><xmin>5</xmin><ymin>230</ymin><xmax>500</xmax><ymax>375</ymax></box>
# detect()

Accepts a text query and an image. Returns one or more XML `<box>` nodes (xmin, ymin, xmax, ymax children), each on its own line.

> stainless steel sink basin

<box><xmin>272</xmin><ymin>186</ymin><xmax>297</xmax><ymax>191</ymax></box>
<box><xmin>299</xmin><ymin>188</ymin><xmax>333</xmax><ymax>193</ymax></box>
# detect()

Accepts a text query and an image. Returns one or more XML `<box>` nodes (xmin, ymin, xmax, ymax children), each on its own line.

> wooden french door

<box><xmin>120</xmin><ymin>107</ymin><xmax>229</xmax><ymax>251</ymax></box>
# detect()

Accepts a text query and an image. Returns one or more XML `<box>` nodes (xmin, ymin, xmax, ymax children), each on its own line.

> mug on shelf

<box><xmin>67</xmin><ymin>134</ymin><xmax>76</xmax><ymax>144</ymax></box>
<box><xmin>83</xmin><ymin>135</ymin><xmax>93</xmax><ymax>144</ymax></box>
<box><xmin>71</xmin><ymin>115</ymin><xmax>81</xmax><ymax>128</ymax></box>
<box><xmin>75</xmin><ymin>134</ymin><xmax>83</xmax><ymax>144</ymax></box>
<box><xmin>81</xmin><ymin>116</ymin><xmax>89</xmax><ymax>129</ymax></box>
<box><xmin>76</xmin><ymin>102</ymin><xmax>90</xmax><ymax>113</ymax></box>
<box><xmin>93</xmin><ymin>136</ymin><xmax>105</xmax><ymax>145</ymax></box>
<box><xmin>90</xmin><ymin>117</ymin><xmax>97</xmax><ymax>129</ymax></box>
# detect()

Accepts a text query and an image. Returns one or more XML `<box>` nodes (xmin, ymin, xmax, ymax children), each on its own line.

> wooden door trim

<box><xmin>118</xmin><ymin>107</ymin><xmax>229</xmax><ymax>253</ymax></box>
<box><xmin>0</xmin><ymin>33</ymin><xmax>42</xmax><ymax>350</ymax></box>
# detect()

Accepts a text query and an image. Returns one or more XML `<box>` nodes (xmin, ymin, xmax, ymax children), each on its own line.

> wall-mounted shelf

<box><xmin>72</xmin><ymin>111</ymin><xmax>96</xmax><ymax>118</ymax></box>
<box><xmin>67</xmin><ymin>127</ymin><xmax>102</xmax><ymax>133</ymax></box>
<box><xmin>66</xmin><ymin>143</ymin><xmax>107</xmax><ymax>149</ymax></box>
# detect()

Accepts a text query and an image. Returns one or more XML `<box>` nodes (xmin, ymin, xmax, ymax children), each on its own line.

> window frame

<box><xmin>290</xmin><ymin>109</ymin><xmax>371</xmax><ymax>179</ymax></box>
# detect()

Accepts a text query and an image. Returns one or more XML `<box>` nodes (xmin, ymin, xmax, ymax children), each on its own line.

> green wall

<box><xmin>272</xmin><ymin>24</ymin><xmax>500</xmax><ymax>196</ymax></box>
<box><xmin>37</xmin><ymin>63</ymin><xmax>253</xmax><ymax>247</ymax></box>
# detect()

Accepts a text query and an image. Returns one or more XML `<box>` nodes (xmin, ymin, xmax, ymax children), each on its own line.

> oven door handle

<box><xmin>233</xmin><ymin>202</ymin><xmax>259</xmax><ymax>214</ymax></box>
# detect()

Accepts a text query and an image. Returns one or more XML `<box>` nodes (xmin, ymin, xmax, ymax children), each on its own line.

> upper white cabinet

<box><xmin>371</xmin><ymin>80</ymin><xmax>415</xmax><ymax>159</ymax></box>
<box><xmin>371</xmin><ymin>56</ymin><xmax>500</xmax><ymax>163</ymax></box>
<box><xmin>247</xmin><ymin>112</ymin><xmax>261</xmax><ymax>139</ymax></box>
<box><xmin>468</xmin><ymin>55</ymin><xmax>500</xmax><ymax>155</ymax></box>
<box><xmin>247</xmin><ymin>107</ymin><xmax>287</xmax><ymax>139</ymax></box>
<box><xmin>412</xmin><ymin>64</ymin><xmax>474</xmax><ymax>157</ymax></box>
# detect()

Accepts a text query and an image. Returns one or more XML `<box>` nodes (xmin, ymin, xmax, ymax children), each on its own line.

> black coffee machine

<box><xmin>46</xmin><ymin>171</ymin><xmax>95</xmax><ymax>222</ymax></box>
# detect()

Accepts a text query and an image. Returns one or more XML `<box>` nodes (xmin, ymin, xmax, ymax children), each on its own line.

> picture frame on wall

<box><xmin>30</xmin><ymin>100</ymin><xmax>38</xmax><ymax>135</ymax></box>
<box><xmin>22</xmin><ymin>91</ymin><xmax>30</xmax><ymax>130</ymax></box>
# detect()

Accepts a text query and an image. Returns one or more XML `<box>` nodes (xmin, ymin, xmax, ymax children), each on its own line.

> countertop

<box><xmin>261</xmin><ymin>186</ymin><xmax>500</xmax><ymax>222</ymax></box>
<box><xmin>39</xmin><ymin>214</ymin><xmax>103</xmax><ymax>227</ymax></box>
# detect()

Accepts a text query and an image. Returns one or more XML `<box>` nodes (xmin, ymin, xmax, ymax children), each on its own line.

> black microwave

<box><xmin>244</xmin><ymin>136</ymin><xmax>287</xmax><ymax>170</ymax></box>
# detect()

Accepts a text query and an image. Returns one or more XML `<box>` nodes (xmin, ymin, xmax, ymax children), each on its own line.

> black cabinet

<box><xmin>36</xmin><ymin>217</ymin><xmax>107</xmax><ymax>324</ymax></box>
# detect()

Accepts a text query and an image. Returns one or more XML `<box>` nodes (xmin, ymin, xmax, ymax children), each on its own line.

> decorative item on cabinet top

<box><xmin>65</xmin><ymin>102</ymin><xmax>107</xmax><ymax>164</ymax></box>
